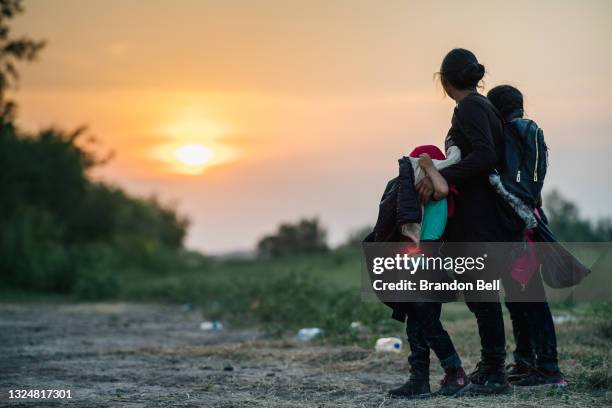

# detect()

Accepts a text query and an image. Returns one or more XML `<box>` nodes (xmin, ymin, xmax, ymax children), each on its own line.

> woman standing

<box><xmin>416</xmin><ymin>48</ymin><xmax>524</xmax><ymax>396</ymax></box>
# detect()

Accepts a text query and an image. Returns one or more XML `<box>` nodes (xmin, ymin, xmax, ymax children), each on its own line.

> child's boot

<box><xmin>435</xmin><ymin>367</ymin><xmax>469</xmax><ymax>396</ymax></box>
<box><xmin>388</xmin><ymin>368</ymin><xmax>431</xmax><ymax>399</ymax></box>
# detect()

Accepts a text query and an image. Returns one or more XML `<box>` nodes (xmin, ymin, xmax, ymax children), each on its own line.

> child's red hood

<box><xmin>409</xmin><ymin>145</ymin><xmax>445</xmax><ymax>160</ymax></box>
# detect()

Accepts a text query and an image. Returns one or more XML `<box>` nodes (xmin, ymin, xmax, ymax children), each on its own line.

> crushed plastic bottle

<box><xmin>200</xmin><ymin>321</ymin><xmax>223</xmax><ymax>331</ymax></box>
<box><xmin>296</xmin><ymin>328</ymin><xmax>323</xmax><ymax>341</ymax></box>
<box><xmin>375</xmin><ymin>337</ymin><xmax>402</xmax><ymax>353</ymax></box>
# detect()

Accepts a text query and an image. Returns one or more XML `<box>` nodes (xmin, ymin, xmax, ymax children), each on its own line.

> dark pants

<box><xmin>502</xmin><ymin>272</ymin><xmax>559</xmax><ymax>373</ymax></box>
<box><xmin>465</xmin><ymin>301</ymin><xmax>507</xmax><ymax>368</ymax></box>
<box><xmin>458</xmin><ymin>242</ymin><xmax>509</xmax><ymax>369</ymax></box>
<box><xmin>405</xmin><ymin>302</ymin><xmax>461</xmax><ymax>380</ymax></box>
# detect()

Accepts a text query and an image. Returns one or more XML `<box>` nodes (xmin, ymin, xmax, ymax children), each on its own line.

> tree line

<box><xmin>0</xmin><ymin>0</ymin><xmax>190</xmax><ymax>296</ymax></box>
<box><xmin>256</xmin><ymin>192</ymin><xmax>612</xmax><ymax>258</ymax></box>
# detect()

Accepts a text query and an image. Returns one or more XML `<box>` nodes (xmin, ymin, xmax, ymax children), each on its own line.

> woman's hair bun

<box><xmin>440</xmin><ymin>49</ymin><xmax>485</xmax><ymax>89</ymax></box>
<box><xmin>463</xmin><ymin>62</ymin><xmax>485</xmax><ymax>82</ymax></box>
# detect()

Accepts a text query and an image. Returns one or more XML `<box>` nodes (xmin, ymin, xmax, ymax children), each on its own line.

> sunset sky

<box><xmin>10</xmin><ymin>0</ymin><xmax>612</xmax><ymax>253</ymax></box>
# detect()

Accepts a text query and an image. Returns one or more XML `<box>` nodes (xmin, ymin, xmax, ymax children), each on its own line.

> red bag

<box><xmin>511</xmin><ymin>228</ymin><xmax>539</xmax><ymax>287</ymax></box>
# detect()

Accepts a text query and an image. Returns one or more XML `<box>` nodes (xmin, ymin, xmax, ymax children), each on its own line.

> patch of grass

<box><xmin>0</xmin><ymin>288</ymin><xmax>71</xmax><ymax>303</ymax></box>
<box><xmin>573</xmin><ymin>367</ymin><xmax>612</xmax><ymax>391</ymax></box>
<box><xmin>597</xmin><ymin>322</ymin><xmax>612</xmax><ymax>340</ymax></box>
<box><xmin>111</xmin><ymin>247</ymin><xmax>406</xmax><ymax>345</ymax></box>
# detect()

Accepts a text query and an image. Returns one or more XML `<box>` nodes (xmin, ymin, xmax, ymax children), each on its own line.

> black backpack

<box><xmin>454</xmin><ymin>95</ymin><xmax>548</xmax><ymax>228</ymax></box>
<box><xmin>498</xmin><ymin>118</ymin><xmax>548</xmax><ymax>209</ymax></box>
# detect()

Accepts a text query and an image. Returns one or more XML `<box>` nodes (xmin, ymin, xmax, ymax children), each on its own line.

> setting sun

<box><xmin>147</xmin><ymin>114</ymin><xmax>239</xmax><ymax>176</ymax></box>
<box><xmin>175</xmin><ymin>144</ymin><xmax>213</xmax><ymax>166</ymax></box>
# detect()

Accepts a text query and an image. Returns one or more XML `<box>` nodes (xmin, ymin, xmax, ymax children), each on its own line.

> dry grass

<box><xmin>1</xmin><ymin>302</ymin><xmax>610</xmax><ymax>407</ymax></box>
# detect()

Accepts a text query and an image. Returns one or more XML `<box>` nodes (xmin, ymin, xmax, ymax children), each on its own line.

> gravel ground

<box><xmin>0</xmin><ymin>302</ymin><xmax>607</xmax><ymax>407</ymax></box>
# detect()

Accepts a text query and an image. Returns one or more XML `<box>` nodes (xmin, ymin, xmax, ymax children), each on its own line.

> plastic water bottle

<box><xmin>200</xmin><ymin>321</ymin><xmax>223</xmax><ymax>331</ymax></box>
<box><xmin>296</xmin><ymin>328</ymin><xmax>323</xmax><ymax>341</ymax></box>
<box><xmin>375</xmin><ymin>337</ymin><xmax>402</xmax><ymax>353</ymax></box>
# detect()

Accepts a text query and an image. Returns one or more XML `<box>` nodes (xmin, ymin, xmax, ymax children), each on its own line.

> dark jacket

<box><xmin>439</xmin><ymin>93</ymin><xmax>524</xmax><ymax>242</ymax></box>
<box><xmin>364</xmin><ymin>158</ymin><xmax>421</xmax><ymax>322</ymax></box>
<box><xmin>370</xmin><ymin>157</ymin><xmax>421</xmax><ymax>242</ymax></box>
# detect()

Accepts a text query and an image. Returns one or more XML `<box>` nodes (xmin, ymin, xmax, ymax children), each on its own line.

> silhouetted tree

<box><xmin>257</xmin><ymin>218</ymin><xmax>328</xmax><ymax>258</ymax></box>
<box><xmin>0</xmin><ymin>0</ymin><xmax>45</xmax><ymax>119</ymax></box>
<box><xmin>342</xmin><ymin>225</ymin><xmax>373</xmax><ymax>249</ymax></box>
<box><xmin>0</xmin><ymin>123</ymin><xmax>190</xmax><ymax>291</ymax></box>
<box><xmin>544</xmin><ymin>190</ymin><xmax>612</xmax><ymax>242</ymax></box>
<box><xmin>0</xmin><ymin>2</ymin><xmax>191</xmax><ymax>293</ymax></box>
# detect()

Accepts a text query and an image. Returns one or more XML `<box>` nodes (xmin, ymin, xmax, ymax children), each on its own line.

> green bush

<box><xmin>257</xmin><ymin>218</ymin><xmax>328</xmax><ymax>258</ymax></box>
<box><xmin>73</xmin><ymin>272</ymin><xmax>120</xmax><ymax>301</ymax></box>
<box><xmin>0</xmin><ymin>121</ymin><xmax>190</xmax><ymax>294</ymax></box>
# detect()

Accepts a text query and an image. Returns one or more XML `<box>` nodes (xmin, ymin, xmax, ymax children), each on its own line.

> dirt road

<box><xmin>0</xmin><ymin>303</ymin><xmax>605</xmax><ymax>407</ymax></box>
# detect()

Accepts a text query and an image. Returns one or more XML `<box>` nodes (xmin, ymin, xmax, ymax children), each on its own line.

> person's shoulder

<box><xmin>525</xmin><ymin>118</ymin><xmax>541</xmax><ymax>129</ymax></box>
<box><xmin>510</xmin><ymin>117</ymin><xmax>542</xmax><ymax>133</ymax></box>
<box><xmin>509</xmin><ymin>116</ymin><xmax>538</xmax><ymax>125</ymax></box>
<box><xmin>456</xmin><ymin>93</ymin><xmax>489</xmax><ymax>114</ymax></box>
<box><xmin>458</xmin><ymin>94</ymin><xmax>504</xmax><ymax>126</ymax></box>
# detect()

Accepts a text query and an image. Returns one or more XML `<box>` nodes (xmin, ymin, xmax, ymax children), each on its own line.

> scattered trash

<box><xmin>223</xmin><ymin>365</ymin><xmax>234</xmax><ymax>371</ymax></box>
<box><xmin>552</xmin><ymin>315</ymin><xmax>576</xmax><ymax>325</ymax></box>
<box><xmin>200</xmin><ymin>321</ymin><xmax>223</xmax><ymax>331</ymax></box>
<box><xmin>296</xmin><ymin>328</ymin><xmax>323</xmax><ymax>341</ymax></box>
<box><xmin>375</xmin><ymin>337</ymin><xmax>402</xmax><ymax>353</ymax></box>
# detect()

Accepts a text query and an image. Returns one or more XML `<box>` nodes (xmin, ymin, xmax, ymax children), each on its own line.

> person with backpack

<box><xmin>486</xmin><ymin>85</ymin><xmax>567</xmax><ymax>388</ymax></box>
<box><xmin>416</xmin><ymin>48</ymin><xmax>525</xmax><ymax>396</ymax></box>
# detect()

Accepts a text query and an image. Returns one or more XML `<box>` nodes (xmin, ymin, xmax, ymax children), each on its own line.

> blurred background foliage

<box><xmin>546</xmin><ymin>190</ymin><xmax>612</xmax><ymax>242</ymax></box>
<box><xmin>0</xmin><ymin>120</ymin><xmax>193</xmax><ymax>296</ymax></box>
<box><xmin>0</xmin><ymin>0</ymin><xmax>194</xmax><ymax>297</ymax></box>
<box><xmin>256</xmin><ymin>218</ymin><xmax>328</xmax><ymax>258</ymax></box>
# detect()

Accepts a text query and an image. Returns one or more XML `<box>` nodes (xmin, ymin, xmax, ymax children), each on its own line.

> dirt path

<box><xmin>0</xmin><ymin>303</ymin><xmax>605</xmax><ymax>407</ymax></box>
